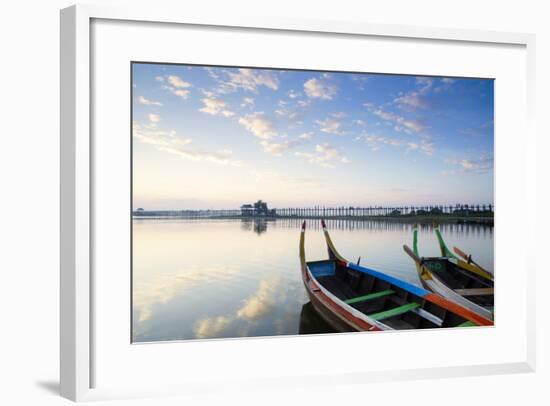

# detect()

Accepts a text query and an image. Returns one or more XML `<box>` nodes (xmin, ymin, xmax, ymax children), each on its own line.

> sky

<box><xmin>132</xmin><ymin>63</ymin><xmax>494</xmax><ymax>210</ymax></box>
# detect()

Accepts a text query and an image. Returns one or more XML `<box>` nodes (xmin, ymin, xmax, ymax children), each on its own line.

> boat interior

<box><xmin>307</xmin><ymin>259</ymin><xmax>475</xmax><ymax>329</ymax></box>
<box><xmin>422</xmin><ymin>258</ymin><xmax>494</xmax><ymax>308</ymax></box>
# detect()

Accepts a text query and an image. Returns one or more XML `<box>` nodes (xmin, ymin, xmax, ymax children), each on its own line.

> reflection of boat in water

<box><xmin>299</xmin><ymin>302</ymin><xmax>338</xmax><ymax>335</ymax></box>
<box><xmin>403</xmin><ymin>225</ymin><xmax>494</xmax><ymax>321</ymax></box>
<box><xmin>299</xmin><ymin>220</ymin><xmax>493</xmax><ymax>332</ymax></box>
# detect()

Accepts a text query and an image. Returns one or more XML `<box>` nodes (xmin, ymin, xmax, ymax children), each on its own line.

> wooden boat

<box><xmin>403</xmin><ymin>225</ymin><xmax>494</xmax><ymax>321</ymax></box>
<box><xmin>299</xmin><ymin>220</ymin><xmax>493</xmax><ymax>332</ymax></box>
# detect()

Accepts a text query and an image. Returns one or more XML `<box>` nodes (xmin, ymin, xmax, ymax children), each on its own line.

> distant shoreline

<box><xmin>133</xmin><ymin>214</ymin><xmax>494</xmax><ymax>225</ymax></box>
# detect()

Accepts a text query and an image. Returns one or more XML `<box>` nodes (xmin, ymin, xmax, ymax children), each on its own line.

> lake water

<box><xmin>132</xmin><ymin>218</ymin><xmax>493</xmax><ymax>342</ymax></box>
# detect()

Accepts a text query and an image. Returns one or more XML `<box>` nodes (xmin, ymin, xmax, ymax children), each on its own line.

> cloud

<box><xmin>298</xmin><ymin>132</ymin><xmax>313</xmax><ymax>140</ymax></box>
<box><xmin>394</xmin><ymin>77</ymin><xmax>434</xmax><ymax>111</ymax></box>
<box><xmin>419</xmin><ymin>138</ymin><xmax>435</xmax><ymax>155</ymax></box>
<box><xmin>434</xmin><ymin>77</ymin><xmax>456</xmax><ymax>93</ymax></box>
<box><xmin>227</xmin><ymin>68</ymin><xmax>279</xmax><ymax>92</ymax></box>
<box><xmin>394</xmin><ymin>92</ymin><xmax>428</xmax><ymax>110</ymax></box>
<box><xmin>316</xmin><ymin>118</ymin><xmax>342</xmax><ymax>135</ymax></box>
<box><xmin>148</xmin><ymin>113</ymin><xmax>160</xmax><ymax>123</ymax></box>
<box><xmin>370</xmin><ymin>135</ymin><xmax>401</xmax><ymax>146</ymax></box>
<box><xmin>199</xmin><ymin>97</ymin><xmax>235</xmax><ymax>117</ymax></box>
<box><xmin>133</xmin><ymin>122</ymin><xmax>242</xmax><ymax>166</ymax></box>
<box><xmin>238</xmin><ymin>112</ymin><xmax>277</xmax><ymax>140</ymax></box>
<box><xmin>208</xmin><ymin>68</ymin><xmax>279</xmax><ymax>94</ymax></box>
<box><xmin>160</xmin><ymin>75</ymin><xmax>192</xmax><ymax>100</ymax></box>
<box><xmin>395</xmin><ymin>75</ymin><xmax>456</xmax><ymax>110</ymax></box>
<box><xmin>353</xmin><ymin>119</ymin><xmax>367</xmax><ymax>126</ymax></box>
<box><xmin>259</xmin><ymin>139</ymin><xmax>303</xmax><ymax>156</ymax></box>
<box><xmin>370</xmin><ymin>107</ymin><xmax>425</xmax><ymax>134</ymax></box>
<box><xmin>274</xmin><ymin>108</ymin><xmax>299</xmax><ymax>121</ymax></box>
<box><xmin>239</xmin><ymin>112</ymin><xmax>306</xmax><ymax>156</ymax></box>
<box><xmin>407</xmin><ymin>142</ymin><xmax>419</xmax><ymax>151</ymax></box>
<box><xmin>167</xmin><ymin>75</ymin><xmax>191</xmax><ymax>88</ymax></box>
<box><xmin>288</xmin><ymin>90</ymin><xmax>301</xmax><ymax>99</ymax></box>
<box><xmin>416</xmin><ymin>77</ymin><xmax>434</xmax><ymax>90</ymax></box>
<box><xmin>133</xmin><ymin>124</ymin><xmax>182</xmax><ymax>147</ymax></box>
<box><xmin>138</xmin><ymin>95</ymin><xmax>163</xmax><ymax>106</ymax></box>
<box><xmin>357</xmin><ymin>134</ymin><xmax>403</xmax><ymax>150</ymax></box>
<box><xmin>446</xmin><ymin>153</ymin><xmax>493</xmax><ymax>173</ymax></box>
<box><xmin>164</xmin><ymin>87</ymin><xmax>190</xmax><ymax>100</ymax></box>
<box><xmin>357</xmin><ymin>133</ymin><xmax>434</xmax><ymax>155</ymax></box>
<box><xmin>304</xmin><ymin>77</ymin><xmax>337</xmax><ymax>100</ymax></box>
<box><xmin>155</xmin><ymin>76</ymin><xmax>164</xmax><ymax>82</ymax></box>
<box><xmin>241</xmin><ymin>97</ymin><xmax>255</xmax><ymax>108</ymax></box>
<box><xmin>295</xmin><ymin>143</ymin><xmax>350</xmax><ymax>168</ymax></box>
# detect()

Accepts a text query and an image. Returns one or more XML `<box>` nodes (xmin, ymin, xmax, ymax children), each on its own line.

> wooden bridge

<box><xmin>133</xmin><ymin>204</ymin><xmax>493</xmax><ymax>219</ymax></box>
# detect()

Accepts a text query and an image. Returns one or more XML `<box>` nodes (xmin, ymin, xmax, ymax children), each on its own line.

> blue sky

<box><xmin>132</xmin><ymin>63</ymin><xmax>494</xmax><ymax>210</ymax></box>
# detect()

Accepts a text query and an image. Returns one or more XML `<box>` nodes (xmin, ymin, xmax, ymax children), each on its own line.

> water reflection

<box><xmin>171</xmin><ymin>217</ymin><xmax>494</xmax><ymax>238</ymax></box>
<box><xmin>132</xmin><ymin>218</ymin><xmax>493</xmax><ymax>342</ymax></box>
<box><xmin>240</xmin><ymin>218</ymin><xmax>270</xmax><ymax>235</ymax></box>
<box><xmin>279</xmin><ymin>218</ymin><xmax>493</xmax><ymax>237</ymax></box>
<box><xmin>299</xmin><ymin>302</ymin><xmax>337</xmax><ymax>335</ymax></box>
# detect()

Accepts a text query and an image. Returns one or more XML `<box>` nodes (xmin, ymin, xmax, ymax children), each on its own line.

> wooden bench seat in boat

<box><xmin>344</xmin><ymin>289</ymin><xmax>395</xmax><ymax>305</ymax></box>
<box><xmin>368</xmin><ymin>302</ymin><xmax>421</xmax><ymax>321</ymax></box>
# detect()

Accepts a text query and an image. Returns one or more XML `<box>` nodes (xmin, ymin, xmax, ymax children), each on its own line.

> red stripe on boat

<box><xmin>426</xmin><ymin>293</ymin><xmax>493</xmax><ymax>326</ymax></box>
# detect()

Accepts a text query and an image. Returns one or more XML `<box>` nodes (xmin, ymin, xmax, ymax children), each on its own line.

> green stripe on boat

<box><xmin>369</xmin><ymin>302</ymin><xmax>420</xmax><ymax>321</ymax></box>
<box><xmin>457</xmin><ymin>320</ymin><xmax>477</xmax><ymax>327</ymax></box>
<box><xmin>412</xmin><ymin>226</ymin><xmax>419</xmax><ymax>256</ymax></box>
<box><xmin>435</xmin><ymin>227</ymin><xmax>459</xmax><ymax>259</ymax></box>
<box><xmin>344</xmin><ymin>289</ymin><xmax>395</xmax><ymax>305</ymax></box>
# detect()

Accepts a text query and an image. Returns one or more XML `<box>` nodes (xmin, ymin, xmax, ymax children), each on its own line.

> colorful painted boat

<box><xmin>299</xmin><ymin>220</ymin><xmax>493</xmax><ymax>332</ymax></box>
<box><xmin>403</xmin><ymin>225</ymin><xmax>494</xmax><ymax>321</ymax></box>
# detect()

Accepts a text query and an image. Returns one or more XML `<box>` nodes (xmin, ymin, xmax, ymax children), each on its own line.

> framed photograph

<box><xmin>61</xmin><ymin>4</ymin><xmax>536</xmax><ymax>401</ymax></box>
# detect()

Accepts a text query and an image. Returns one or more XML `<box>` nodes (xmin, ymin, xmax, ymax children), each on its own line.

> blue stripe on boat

<box><xmin>308</xmin><ymin>261</ymin><xmax>336</xmax><ymax>277</ymax></box>
<box><xmin>347</xmin><ymin>262</ymin><xmax>430</xmax><ymax>298</ymax></box>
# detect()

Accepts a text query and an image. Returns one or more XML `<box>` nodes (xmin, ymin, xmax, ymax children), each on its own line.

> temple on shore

<box><xmin>240</xmin><ymin>200</ymin><xmax>276</xmax><ymax>216</ymax></box>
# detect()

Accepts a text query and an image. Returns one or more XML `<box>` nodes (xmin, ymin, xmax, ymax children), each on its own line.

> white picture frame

<box><xmin>60</xmin><ymin>3</ymin><xmax>536</xmax><ymax>402</ymax></box>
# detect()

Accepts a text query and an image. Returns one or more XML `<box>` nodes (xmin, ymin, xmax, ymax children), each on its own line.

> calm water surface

<box><xmin>132</xmin><ymin>219</ymin><xmax>493</xmax><ymax>342</ymax></box>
